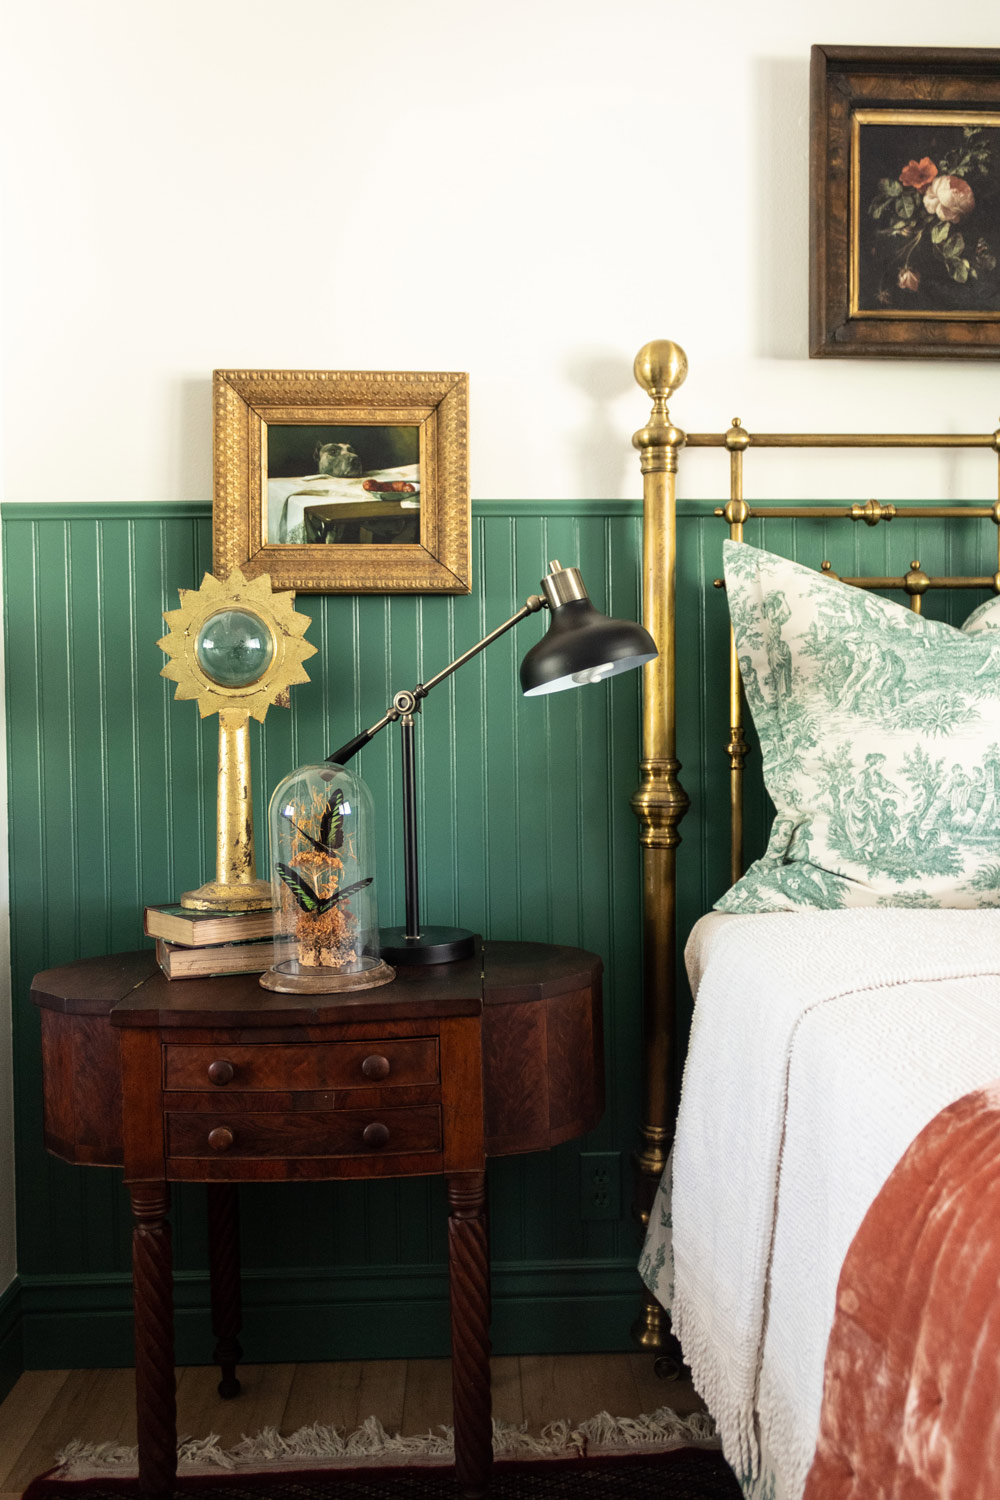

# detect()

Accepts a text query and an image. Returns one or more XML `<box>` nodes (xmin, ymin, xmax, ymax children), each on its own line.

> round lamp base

<box><xmin>380</xmin><ymin>926</ymin><xmax>476</xmax><ymax>966</ymax></box>
<box><xmin>181</xmin><ymin>879</ymin><xmax>273</xmax><ymax>912</ymax></box>
<box><xmin>260</xmin><ymin>958</ymin><xmax>396</xmax><ymax>994</ymax></box>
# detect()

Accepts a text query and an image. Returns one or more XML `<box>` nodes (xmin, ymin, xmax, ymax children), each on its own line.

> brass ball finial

<box><xmin>633</xmin><ymin>341</ymin><xmax>688</xmax><ymax>400</ymax></box>
<box><xmin>905</xmin><ymin>561</ymin><xmax>930</xmax><ymax>597</ymax></box>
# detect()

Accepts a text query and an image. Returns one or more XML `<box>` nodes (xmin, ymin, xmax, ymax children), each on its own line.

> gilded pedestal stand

<box><xmin>631</xmin><ymin>341</ymin><xmax>690</xmax><ymax>1362</ymax></box>
<box><xmin>157</xmin><ymin>565</ymin><xmax>316</xmax><ymax>910</ymax></box>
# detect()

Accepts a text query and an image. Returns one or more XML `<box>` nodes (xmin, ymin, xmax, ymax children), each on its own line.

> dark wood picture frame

<box><xmin>810</xmin><ymin>45</ymin><xmax>1000</xmax><ymax>358</ymax></box>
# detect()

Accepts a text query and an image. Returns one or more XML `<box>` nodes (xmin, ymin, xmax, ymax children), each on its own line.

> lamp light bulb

<box><xmin>571</xmin><ymin>663</ymin><xmax>615</xmax><ymax>686</ymax></box>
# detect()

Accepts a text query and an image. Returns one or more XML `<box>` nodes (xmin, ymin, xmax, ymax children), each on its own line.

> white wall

<box><xmin>0</xmin><ymin>0</ymin><xmax>998</xmax><ymax>1290</ymax></box>
<box><xmin>4</xmin><ymin>0</ymin><xmax>999</xmax><ymax>513</ymax></box>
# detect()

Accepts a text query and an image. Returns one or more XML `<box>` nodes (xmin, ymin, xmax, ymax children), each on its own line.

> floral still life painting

<box><xmin>855</xmin><ymin>113</ymin><xmax>1000</xmax><ymax>316</ymax></box>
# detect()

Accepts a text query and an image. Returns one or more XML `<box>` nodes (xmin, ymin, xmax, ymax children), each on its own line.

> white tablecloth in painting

<box><xmin>267</xmin><ymin>465</ymin><xmax>420</xmax><ymax>543</ymax></box>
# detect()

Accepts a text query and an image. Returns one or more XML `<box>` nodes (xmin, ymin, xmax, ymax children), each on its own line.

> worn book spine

<box><xmin>143</xmin><ymin>902</ymin><xmax>274</xmax><ymax>948</ymax></box>
<box><xmin>155</xmin><ymin>937</ymin><xmax>275</xmax><ymax>979</ymax></box>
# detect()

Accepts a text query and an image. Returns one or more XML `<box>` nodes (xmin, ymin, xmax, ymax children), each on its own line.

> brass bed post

<box><xmin>630</xmin><ymin>341</ymin><xmax>689</xmax><ymax>1349</ymax></box>
<box><xmin>724</xmin><ymin>420</ymin><xmax>750</xmax><ymax>886</ymax></box>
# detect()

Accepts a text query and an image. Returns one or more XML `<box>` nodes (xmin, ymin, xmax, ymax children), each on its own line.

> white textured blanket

<box><xmin>642</xmin><ymin>908</ymin><xmax>1000</xmax><ymax>1499</ymax></box>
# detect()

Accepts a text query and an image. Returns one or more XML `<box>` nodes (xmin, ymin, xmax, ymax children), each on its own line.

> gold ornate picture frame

<box><xmin>213</xmin><ymin>369</ymin><xmax>470</xmax><ymax>593</ymax></box>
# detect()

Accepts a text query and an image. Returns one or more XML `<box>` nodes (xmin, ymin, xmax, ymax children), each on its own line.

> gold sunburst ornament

<box><xmin>158</xmin><ymin>566</ymin><xmax>317</xmax><ymax>911</ymax></box>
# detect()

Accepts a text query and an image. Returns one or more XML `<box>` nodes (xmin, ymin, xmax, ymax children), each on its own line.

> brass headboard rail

<box><xmin>687</xmin><ymin>432</ymin><xmax>999</xmax><ymax>446</ymax></box>
<box><xmin>630</xmin><ymin>338</ymin><xmax>1000</xmax><ymax>1353</ymax></box>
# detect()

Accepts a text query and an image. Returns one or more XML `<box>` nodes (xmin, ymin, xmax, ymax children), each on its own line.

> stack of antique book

<box><xmin>144</xmin><ymin>904</ymin><xmax>275</xmax><ymax>979</ymax></box>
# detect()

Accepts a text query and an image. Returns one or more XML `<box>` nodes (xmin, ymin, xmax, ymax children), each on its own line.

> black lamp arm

<box><xmin>325</xmin><ymin>711</ymin><xmax>398</xmax><ymax>768</ymax></box>
<box><xmin>326</xmin><ymin>593</ymin><xmax>548</xmax><ymax>766</ymax></box>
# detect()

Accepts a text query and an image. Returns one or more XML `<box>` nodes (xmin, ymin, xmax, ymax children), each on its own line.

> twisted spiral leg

<box><xmin>130</xmin><ymin>1185</ymin><xmax>177</xmax><ymax>1498</ymax></box>
<box><xmin>207</xmin><ymin>1184</ymin><xmax>243</xmax><ymax>1398</ymax></box>
<box><xmin>447</xmin><ymin>1172</ymin><xmax>492</xmax><ymax>1498</ymax></box>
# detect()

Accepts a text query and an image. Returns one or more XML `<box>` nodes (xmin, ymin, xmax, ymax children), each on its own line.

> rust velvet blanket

<box><xmin>804</xmin><ymin>1080</ymin><xmax>1000</xmax><ymax>1499</ymax></box>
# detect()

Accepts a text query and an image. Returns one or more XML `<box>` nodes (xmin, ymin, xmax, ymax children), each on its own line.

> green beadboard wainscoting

<box><xmin>3</xmin><ymin>499</ymin><xmax>648</xmax><ymax>1369</ymax></box>
<box><xmin>3</xmin><ymin>495</ymin><xmax>992</xmax><ymax>1372</ymax></box>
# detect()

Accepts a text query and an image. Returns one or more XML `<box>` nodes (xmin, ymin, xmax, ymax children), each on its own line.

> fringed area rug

<box><xmin>22</xmin><ymin>1409</ymin><xmax>743</xmax><ymax>1499</ymax></box>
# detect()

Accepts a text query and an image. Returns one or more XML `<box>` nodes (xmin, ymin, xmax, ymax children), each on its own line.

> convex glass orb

<box><xmin>195</xmin><ymin>608</ymin><xmax>274</xmax><ymax>688</ymax></box>
<box><xmin>260</xmin><ymin>762</ymin><xmax>394</xmax><ymax>993</ymax></box>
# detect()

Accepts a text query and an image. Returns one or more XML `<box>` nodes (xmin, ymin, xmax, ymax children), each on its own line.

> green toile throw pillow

<box><xmin>717</xmin><ymin>541</ymin><xmax>1000</xmax><ymax>912</ymax></box>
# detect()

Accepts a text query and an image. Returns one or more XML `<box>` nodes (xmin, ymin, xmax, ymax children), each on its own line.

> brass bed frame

<box><xmin>629</xmin><ymin>338</ymin><xmax>1000</xmax><ymax>1348</ymax></box>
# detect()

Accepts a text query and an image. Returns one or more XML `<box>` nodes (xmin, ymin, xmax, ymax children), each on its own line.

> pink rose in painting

<box><xmin>899</xmin><ymin>157</ymin><xmax>938</xmax><ymax>190</ymax></box>
<box><xmin>923</xmin><ymin>175</ymin><xmax>975</xmax><ymax>223</ymax></box>
<box><xmin>898</xmin><ymin>267</ymin><xmax>920</xmax><ymax>291</ymax></box>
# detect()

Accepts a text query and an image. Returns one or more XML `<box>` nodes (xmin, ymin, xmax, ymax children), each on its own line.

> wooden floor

<box><xmin>0</xmin><ymin>1353</ymin><xmax>702</xmax><ymax>1499</ymax></box>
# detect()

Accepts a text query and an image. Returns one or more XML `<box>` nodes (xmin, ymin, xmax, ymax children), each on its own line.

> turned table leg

<box><xmin>447</xmin><ymin>1171</ymin><xmax>493</xmax><ymax>1498</ymax></box>
<box><xmin>206</xmin><ymin>1183</ymin><xmax>243</xmax><ymax>1398</ymax></box>
<box><xmin>129</xmin><ymin>1184</ymin><xmax>177</xmax><ymax>1498</ymax></box>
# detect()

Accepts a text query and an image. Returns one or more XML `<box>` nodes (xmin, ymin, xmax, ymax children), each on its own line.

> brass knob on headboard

<box><xmin>724</xmin><ymin>419</ymin><xmax>750</xmax><ymax>453</ymax></box>
<box><xmin>632</xmin><ymin>342</ymin><xmax>688</xmax><ymax>474</ymax></box>
<box><xmin>722</xmin><ymin>499</ymin><xmax>750</xmax><ymax>525</ymax></box>
<box><xmin>905</xmin><ymin>561</ymin><xmax>930</xmax><ymax>597</ymax></box>
<box><xmin>633</xmin><ymin>341</ymin><xmax>688</xmax><ymax>400</ymax></box>
<box><xmin>850</xmin><ymin>499</ymin><xmax>896</xmax><ymax>526</ymax></box>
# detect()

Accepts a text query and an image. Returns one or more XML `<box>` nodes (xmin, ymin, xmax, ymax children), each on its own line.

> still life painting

<box><xmin>854</xmin><ymin>112</ymin><xmax>1000</xmax><ymax>316</ymax></box>
<box><xmin>266</xmin><ymin>422</ymin><xmax>421</xmax><ymax>546</ymax></box>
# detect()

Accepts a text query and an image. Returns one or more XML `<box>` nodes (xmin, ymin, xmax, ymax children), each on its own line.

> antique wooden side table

<box><xmin>31</xmin><ymin>939</ymin><xmax>603</xmax><ymax>1498</ymax></box>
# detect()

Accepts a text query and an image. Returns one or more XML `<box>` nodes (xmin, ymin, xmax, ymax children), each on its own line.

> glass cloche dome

<box><xmin>260</xmin><ymin>762</ymin><xmax>394</xmax><ymax>993</ymax></box>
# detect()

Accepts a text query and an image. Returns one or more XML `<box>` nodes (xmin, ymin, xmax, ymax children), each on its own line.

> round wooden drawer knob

<box><xmin>208</xmin><ymin>1127</ymin><xmax>235</xmax><ymax>1152</ymax></box>
<box><xmin>362</xmin><ymin>1121</ymin><xmax>390</xmax><ymax>1149</ymax></box>
<box><xmin>361</xmin><ymin>1054</ymin><xmax>391</xmax><ymax>1080</ymax></box>
<box><xmin>207</xmin><ymin>1060</ymin><xmax>235</xmax><ymax>1086</ymax></box>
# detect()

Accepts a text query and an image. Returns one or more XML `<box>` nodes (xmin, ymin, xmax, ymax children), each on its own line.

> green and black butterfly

<box><xmin>276</xmin><ymin>863</ymin><xmax>372</xmax><ymax>916</ymax></box>
<box><xmin>280</xmin><ymin>788</ymin><xmax>346</xmax><ymax>856</ymax></box>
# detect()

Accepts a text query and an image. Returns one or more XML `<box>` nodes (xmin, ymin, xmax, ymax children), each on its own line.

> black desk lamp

<box><xmin>327</xmin><ymin>560</ymin><xmax>657</xmax><ymax>965</ymax></box>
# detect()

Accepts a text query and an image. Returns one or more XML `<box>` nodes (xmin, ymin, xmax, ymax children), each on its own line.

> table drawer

<box><xmin>165</xmin><ymin>1105</ymin><xmax>442</xmax><ymax>1159</ymax></box>
<box><xmin>163</xmin><ymin>1039</ymin><xmax>439</xmax><ymax>1092</ymax></box>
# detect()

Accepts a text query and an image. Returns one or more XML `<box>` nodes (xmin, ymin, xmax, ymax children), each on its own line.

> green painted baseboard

<box><xmin>20</xmin><ymin>1260</ymin><xmax>644</xmax><ymax>1369</ymax></box>
<box><xmin>0</xmin><ymin>1279</ymin><xmax>23</xmax><ymax>1400</ymax></box>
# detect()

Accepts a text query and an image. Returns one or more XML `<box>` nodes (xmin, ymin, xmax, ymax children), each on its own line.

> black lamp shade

<box><xmin>519</xmin><ymin>598</ymin><xmax>658</xmax><ymax>696</ymax></box>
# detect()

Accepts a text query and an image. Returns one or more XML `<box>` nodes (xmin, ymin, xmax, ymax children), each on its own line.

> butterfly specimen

<box><xmin>276</xmin><ymin>864</ymin><xmax>372</xmax><ymax>916</ymax></box>
<box><xmin>280</xmin><ymin>787</ymin><xmax>346</xmax><ymax>855</ymax></box>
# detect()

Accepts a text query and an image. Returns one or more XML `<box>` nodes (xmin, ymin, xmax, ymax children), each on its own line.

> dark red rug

<box><xmin>21</xmin><ymin>1449</ymin><xmax>742</xmax><ymax>1498</ymax></box>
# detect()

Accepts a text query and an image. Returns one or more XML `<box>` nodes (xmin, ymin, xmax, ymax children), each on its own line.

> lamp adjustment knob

<box><xmin>361</xmin><ymin>1054</ymin><xmax>390</xmax><ymax>1080</ymax></box>
<box><xmin>362</xmin><ymin>1122</ymin><xmax>390</xmax><ymax>1149</ymax></box>
<box><xmin>208</xmin><ymin>1127</ymin><xmax>235</xmax><ymax>1152</ymax></box>
<box><xmin>207</xmin><ymin>1060</ymin><xmax>235</xmax><ymax>1086</ymax></box>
